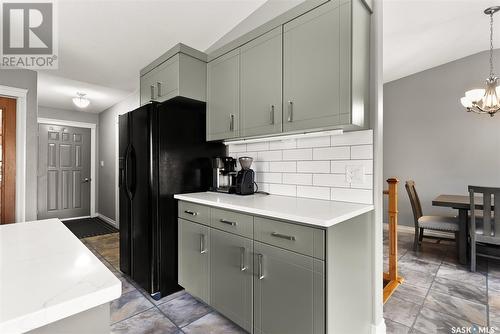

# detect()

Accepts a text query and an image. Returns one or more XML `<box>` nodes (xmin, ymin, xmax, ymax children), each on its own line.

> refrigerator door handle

<box><xmin>128</xmin><ymin>144</ymin><xmax>137</xmax><ymax>198</ymax></box>
<box><xmin>124</xmin><ymin>144</ymin><xmax>133</xmax><ymax>199</ymax></box>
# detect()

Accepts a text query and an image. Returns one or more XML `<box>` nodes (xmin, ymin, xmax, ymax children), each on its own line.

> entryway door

<box><xmin>0</xmin><ymin>97</ymin><xmax>16</xmax><ymax>224</ymax></box>
<box><xmin>38</xmin><ymin>124</ymin><xmax>91</xmax><ymax>219</ymax></box>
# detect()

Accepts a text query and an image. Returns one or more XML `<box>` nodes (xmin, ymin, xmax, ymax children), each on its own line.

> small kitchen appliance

<box><xmin>212</xmin><ymin>157</ymin><xmax>237</xmax><ymax>193</ymax></box>
<box><xmin>235</xmin><ymin>157</ymin><xmax>256</xmax><ymax>195</ymax></box>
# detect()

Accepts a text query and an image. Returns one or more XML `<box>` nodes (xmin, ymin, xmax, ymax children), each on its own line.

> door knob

<box><xmin>82</xmin><ymin>178</ymin><xmax>91</xmax><ymax>183</ymax></box>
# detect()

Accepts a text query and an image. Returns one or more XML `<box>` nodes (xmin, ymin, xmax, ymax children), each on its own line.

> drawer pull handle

<box><xmin>257</xmin><ymin>254</ymin><xmax>264</xmax><ymax>279</ymax></box>
<box><xmin>219</xmin><ymin>219</ymin><xmax>237</xmax><ymax>226</ymax></box>
<box><xmin>184</xmin><ymin>210</ymin><xmax>198</xmax><ymax>216</ymax></box>
<box><xmin>240</xmin><ymin>247</ymin><xmax>247</xmax><ymax>271</ymax></box>
<box><xmin>287</xmin><ymin>101</ymin><xmax>293</xmax><ymax>122</ymax></box>
<box><xmin>271</xmin><ymin>232</ymin><xmax>296</xmax><ymax>241</ymax></box>
<box><xmin>200</xmin><ymin>234</ymin><xmax>207</xmax><ymax>254</ymax></box>
<box><xmin>270</xmin><ymin>105</ymin><xmax>275</xmax><ymax>125</ymax></box>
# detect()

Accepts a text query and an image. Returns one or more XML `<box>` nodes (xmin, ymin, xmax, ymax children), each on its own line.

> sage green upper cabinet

<box><xmin>206</xmin><ymin>49</ymin><xmax>240</xmax><ymax>141</ymax></box>
<box><xmin>254</xmin><ymin>241</ymin><xmax>325</xmax><ymax>334</ymax></box>
<box><xmin>140</xmin><ymin>44</ymin><xmax>207</xmax><ymax>106</ymax></box>
<box><xmin>240</xmin><ymin>27</ymin><xmax>283</xmax><ymax>137</ymax></box>
<box><xmin>283</xmin><ymin>0</ymin><xmax>350</xmax><ymax>133</ymax></box>
<box><xmin>178</xmin><ymin>218</ymin><xmax>210</xmax><ymax>304</ymax></box>
<box><xmin>210</xmin><ymin>229</ymin><xmax>253</xmax><ymax>332</ymax></box>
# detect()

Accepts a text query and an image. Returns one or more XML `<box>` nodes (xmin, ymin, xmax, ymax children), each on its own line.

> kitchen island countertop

<box><xmin>174</xmin><ymin>192</ymin><xmax>373</xmax><ymax>228</ymax></box>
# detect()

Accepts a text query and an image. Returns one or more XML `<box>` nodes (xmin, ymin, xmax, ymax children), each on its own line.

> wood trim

<box><xmin>0</xmin><ymin>97</ymin><xmax>16</xmax><ymax>224</ymax></box>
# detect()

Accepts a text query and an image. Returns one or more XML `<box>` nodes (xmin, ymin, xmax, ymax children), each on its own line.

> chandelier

<box><xmin>460</xmin><ymin>6</ymin><xmax>500</xmax><ymax>117</ymax></box>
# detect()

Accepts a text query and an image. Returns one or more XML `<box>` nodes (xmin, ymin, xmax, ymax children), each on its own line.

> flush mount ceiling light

<box><xmin>461</xmin><ymin>6</ymin><xmax>500</xmax><ymax>117</ymax></box>
<box><xmin>72</xmin><ymin>92</ymin><xmax>90</xmax><ymax>109</ymax></box>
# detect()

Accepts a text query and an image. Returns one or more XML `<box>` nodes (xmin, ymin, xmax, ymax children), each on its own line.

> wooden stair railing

<box><xmin>383</xmin><ymin>178</ymin><xmax>404</xmax><ymax>304</ymax></box>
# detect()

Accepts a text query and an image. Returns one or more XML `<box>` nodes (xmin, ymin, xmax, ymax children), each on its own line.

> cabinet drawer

<box><xmin>211</xmin><ymin>208</ymin><xmax>253</xmax><ymax>239</ymax></box>
<box><xmin>254</xmin><ymin>217</ymin><xmax>324</xmax><ymax>260</ymax></box>
<box><xmin>178</xmin><ymin>201</ymin><xmax>210</xmax><ymax>226</ymax></box>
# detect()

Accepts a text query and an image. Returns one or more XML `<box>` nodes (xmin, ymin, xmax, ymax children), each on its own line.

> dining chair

<box><xmin>469</xmin><ymin>186</ymin><xmax>500</xmax><ymax>272</ymax></box>
<box><xmin>405</xmin><ymin>180</ymin><xmax>460</xmax><ymax>251</ymax></box>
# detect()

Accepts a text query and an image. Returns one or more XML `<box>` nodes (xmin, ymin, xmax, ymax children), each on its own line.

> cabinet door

<box><xmin>254</xmin><ymin>241</ymin><xmax>325</xmax><ymax>334</ymax></box>
<box><xmin>178</xmin><ymin>218</ymin><xmax>210</xmax><ymax>303</ymax></box>
<box><xmin>153</xmin><ymin>55</ymin><xmax>180</xmax><ymax>103</ymax></box>
<box><xmin>140</xmin><ymin>70</ymin><xmax>156</xmax><ymax>106</ymax></box>
<box><xmin>240</xmin><ymin>27</ymin><xmax>282</xmax><ymax>137</ymax></box>
<box><xmin>207</xmin><ymin>49</ymin><xmax>240</xmax><ymax>141</ymax></box>
<box><xmin>210</xmin><ymin>229</ymin><xmax>253</xmax><ymax>332</ymax></box>
<box><xmin>283</xmin><ymin>1</ymin><xmax>350</xmax><ymax>132</ymax></box>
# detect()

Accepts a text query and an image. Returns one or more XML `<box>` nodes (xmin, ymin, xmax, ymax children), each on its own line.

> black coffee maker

<box><xmin>235</xmin><ymin>157</ymin><xmax>256</xmax><ymax>195</ymax></box>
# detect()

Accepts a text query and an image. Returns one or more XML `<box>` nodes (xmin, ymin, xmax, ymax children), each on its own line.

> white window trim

<box><xmin>37</xmin><ymin>117</ymin><xmax>97</xmax><ymax>217</ymax></box>
<box><xmin>0</xmin><ymin>85</ymin><xmax>27</xmax><ymax>223</ymax></box>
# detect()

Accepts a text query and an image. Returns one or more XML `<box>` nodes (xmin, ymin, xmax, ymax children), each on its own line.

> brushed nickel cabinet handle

<box><xmin>229</xmin><ymin>114</ymin><xmax>235</xmax><ymax>131</ymax></box>
<box><xmin>271</xmin><ymin>232</ymin><xmax>296</xmax><ymax>241</ymax></box>
<box><xmin>219</xmin><ymin>219</ymin><xmax>237</xmax><ymax>226</ymax></box>
<box><xmin>240</xmin><ymin>247</ymin><xmax>247</xmax><ymax>271</ymax></box>
<box><xmin>270</xmin><ymin>105</ymin><xmax>275</xmax><ymax>125</ymax></box>
<box><xmin>200</xmin><ymin>234</ymin><xmax>207</xmax><ymax>254</ymax></box>
<box><xmin>257</xmin><ymin>254</ymin><xmax>264</xmax><ymax>279</ymax></box>
<box><xmin>287</xmin><ymin>101</ymin><xmax>293</xmax><ymax>122</ymax></box>
<box><xmin>150</xmin><ymin>85</ymin><xmax>155</xmax><ymax>100</ymax></box>
<box><xmin>157</xmin><ymin>82</ymin><xmax>162</xmax><ymax>97</ymax></box>
<box><xmin>184</xmin><ymin>210</ymin><xmax>198</xmax><ymax>216</ymax></box>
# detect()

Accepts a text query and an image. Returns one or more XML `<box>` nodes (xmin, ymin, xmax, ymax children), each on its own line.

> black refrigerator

<box><xmin>119</xmin><ymin>97</ymin><xmax>225</xmax><ymax>298</ymax></box>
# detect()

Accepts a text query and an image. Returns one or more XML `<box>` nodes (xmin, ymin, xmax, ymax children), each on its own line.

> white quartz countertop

<box><xmin>174</xmin><ymin>192</ymin><xmax>374</xmax><ymax>228</ymax></box>
<box><xmin>0</xmin><ymin>219</ymin><xmax>121</xmax><ymax>334</ymax></box>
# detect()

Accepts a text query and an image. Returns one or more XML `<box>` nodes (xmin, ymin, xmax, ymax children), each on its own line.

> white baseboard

<box><xmin>383</xmin><ymin>222</ymin><xmax>454</xmax><ymax>239</ymax></box>
<box><xmin>61</xmin><ymin>215</ymin><xmax>91</xmax><ymax>221</ymax></box>
<box><xmin>371</xmin><ymin>319</ymin><xmax>386</xmax><ymax>334</ymax></box>
<box><xmin>97</xmin><ymin>213</ymin><xmax>118</xmax><ymax>229</ymax></box>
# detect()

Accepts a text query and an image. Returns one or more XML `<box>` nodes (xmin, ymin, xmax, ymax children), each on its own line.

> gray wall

<box><xmin>39</xmin><ymin>106</ymin><xmax>99</xmax><ymax>124</ymax></box>
<box><xmin>98</xmin><ymin>92</ymin><xmax>139</xmax><ymax>221</ymax></box>
<box><xmin>384</xmin><ymin>50</ymin><xmax>500</xmax><ymax>226</ymax></box>
<box><xmin>0</xmin><ymin>69</ymin><xmax>38</xmax><ymax>221</ymax></box>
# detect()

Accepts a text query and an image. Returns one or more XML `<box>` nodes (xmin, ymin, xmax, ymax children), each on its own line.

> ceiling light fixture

<box><xmin>460</xmin><ymin>6</ymin><xmax>500</xmax><ymax>116</ymax></box>
<box><xmin>72</xmin><ymin>92</ymin><xmax>90</xmax><ymax>109</ymax></box>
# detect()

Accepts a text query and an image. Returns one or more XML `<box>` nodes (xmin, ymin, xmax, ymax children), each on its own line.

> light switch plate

<box><xmin>346</xmin><ymin>164</ymin><xmax>365</xmax><ymax>184</ymax></box>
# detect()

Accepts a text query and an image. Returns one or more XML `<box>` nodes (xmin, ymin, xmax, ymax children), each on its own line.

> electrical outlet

<box><xmin>346</xmin><ymin>165</ymin><xmax>365</xmax><ymax>184</ymax></box>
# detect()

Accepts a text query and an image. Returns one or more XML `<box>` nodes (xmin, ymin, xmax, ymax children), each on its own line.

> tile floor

<box><xmin>82</xmin><ymin>229</ymin><xmax>500</xmax><ymax>334</ymax></box>
<box><xmin>82</xmin><ymin>233</ymin><xmax>246</xmax><ymax>334</ymax></box>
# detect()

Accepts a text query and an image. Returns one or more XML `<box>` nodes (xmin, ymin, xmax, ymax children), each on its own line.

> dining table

<box><xmin>432</xmin><ymin>194</ymin><xmax>492</xmax><ymax>265</ymax></box>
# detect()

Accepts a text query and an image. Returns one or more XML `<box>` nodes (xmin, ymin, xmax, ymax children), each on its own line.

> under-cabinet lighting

<box><xmin>223</xmin><ymin>129</ymin><xmax>344</xmax><ymax>145</ymax></box>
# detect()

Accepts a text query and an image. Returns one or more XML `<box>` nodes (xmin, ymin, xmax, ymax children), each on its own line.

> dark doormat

<box><xmin>63</xmin><ymin>217</ymin><xmax>118</xmax><ymax>239</ymax></box>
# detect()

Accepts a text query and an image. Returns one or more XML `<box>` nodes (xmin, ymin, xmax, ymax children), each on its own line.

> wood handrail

<box><xmin>383</xmin><ymin>178</ymin><xmax>400</xmax><ymax>285</ymax></box>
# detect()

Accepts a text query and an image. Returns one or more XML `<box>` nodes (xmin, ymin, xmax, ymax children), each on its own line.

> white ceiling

<box><xmin>38</xmin><ymin>0</ymin><xmax>267</xmax><ymax>113</ymax></box>
<box><xmin>384</xmin><ymin>0</ymin><xmax>500</xmax><ymax>83</ymax></box>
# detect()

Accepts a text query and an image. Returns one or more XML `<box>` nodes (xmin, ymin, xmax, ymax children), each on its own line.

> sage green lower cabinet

<box><xmin>210</xmin><ymin>229</ymin><xmax>253</xmax><ymax>332</ymax></box>
<box><xmin>254</xmin><ymin>241</ymin><xmax>325</xmax><ymax>334</ymax></box>
<box><xmin>178</xmin><ymin>218</ymin><xmax>210</xmax><ymax>303</ymax></box>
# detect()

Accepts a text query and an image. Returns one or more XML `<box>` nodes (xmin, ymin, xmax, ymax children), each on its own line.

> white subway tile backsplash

<box><xmin>313</xmin><ymin>146</ymin><xmax>350</xmax><ymax>160</ymax></box>
<box><xmin>256</xmin><ymin>172</ymin><xmax>282</xmax><ymax>184</ymax></box>
<box><xmin>269</xmin><ymin>161</ymin><xmax>296</xmax><ymax>173</ymax></box>
<box><xmin>224</xmin><ymin>130</ymin><xmax>373</xmax><ymax>204</ymax></box>
<box><xmin>246</xmin><ymin>142</ymin><xmax>270</xmax><ymax>151</ymax></box>
<box><xmin>313</xmin><ymin>174</ymin><xmax>349</xmax><ymax>188</ymax></box>
<box><xmin>257</xmin><ymin>150</ymin><xmax>283</xmax><ymax>161</ymax></box>
<box><xmin>297</xmin><ymin>186</ymin><xmax>331</xmax><ymax>200</ymax></box>
<box><xmin>283</xmin><ymin>148</ymin><xmax>313</xmax><ymax>161</ymax></box>
<box><xmin>270</xmin><ymin>184</ymin><xmax>297</xmax><ymax>196</ymax></box>
<box><xmin>331</xmin><ymin>188</ymin><xmax>373</xmax><ymax>204</ymax></box>
<box><xmin>351</xmin><ymin>145</ymin><xmax>373</xmax><ymax>159</ymax></box>
<box><xmin>297</xmin><ymin>161</ymin><xmax>330</xmax><ymax>173</ymax></box>
<box><xmin>331</xmin><ymin>130</ymin><xmax>373</xmax><ymax>146</ymax></box>
<box><xmin>297</xmin><ymin>136</ymin><xmax>330</xmax><ymax>148</ymax></box>
<box><xmin>269</xmin><ymin>139</ymin><xmax>297</xmax><ymax>150</ymax></box>
<box><xmin>282</xmin><ymin>173</ymin><xmax>313</xmax><ymax>185</ymax></box>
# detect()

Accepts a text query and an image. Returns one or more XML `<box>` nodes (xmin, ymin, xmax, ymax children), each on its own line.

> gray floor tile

<box><xmin>489</xmin><ymin>260</ymin><xmax>500</xmax><ymax>278</ymax></box>
<box><xmin>400</xmin><ymin>248</ymin><xmax>444</xmax><ymax>265</ymax></box>
<box><xmin>182</xmin><ymin>312</ymin><xmax>246</xmax><ymax>334</ymax></box>
<box><xmin>385</xmin><ymin>319</ymin><xmax>411</xmax><ymax>334</ymax></box>
<box><xmin>110</xmin><ymin>290</ymin><xmax>154</xmax><ymax>324</ymax></box>
<box><xmin>489</xmin><ymin>276</ymin><xmax>500</xmax><ymax>292</ymax></box>
<box><xmin>413</xmin><ymin>307</ymin><xmax>471</xmax><ymax>334</ymax></box>
<box><xmin>144</xmin><ymin>289</ymin><xmax>187</xmax><ymax>306</ymax></box>
<box><xmin>391</xmin><ymin>283</ymin><xmax>428</xmax><ymax>305</ymax></box>
<box><xmin>111</xmin><ymin>308</ymin><xmax>180</xmax><ymax>334</ymax></box>
<box><xmin>430</xmin><ymin>276</ymin><xmax>487</xmax><ymax>304</ymax></box>
<box><xmin>489</xmin><ymin>289</ymin><xmax>500</xmax><ymax>312</ymax></box>
<box><xmin>158</xmin><ymin>293</ymin><xmax>211</xmax><ymax>328</ymax></box>
<box><xmin>398</xmin><ymin>267</ymin><xmax>435</xmax><ymax>290</ymax></box>
<box><xmin>398</xmin><ymin>256</ymin><xmax>441</xmax><ymax>275</ymax></box>
<box><xmin>383</xmin><ymin>296</ymin><xmax>420</xmax><ymax>327</ymax></box>
<box><xmin>119</xmin><ymin>276</ymin><xmax>137</xmax><ymax>294</ymax></box>
<box><xmin>423</xmin><ymin>290</ymin><xmax>487</xmax><ymax>326</ymax></box>
<box><xmin>436</xmin><ymin>264</ymin><xmax>487</xmax><ymax>287</ymax></box>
